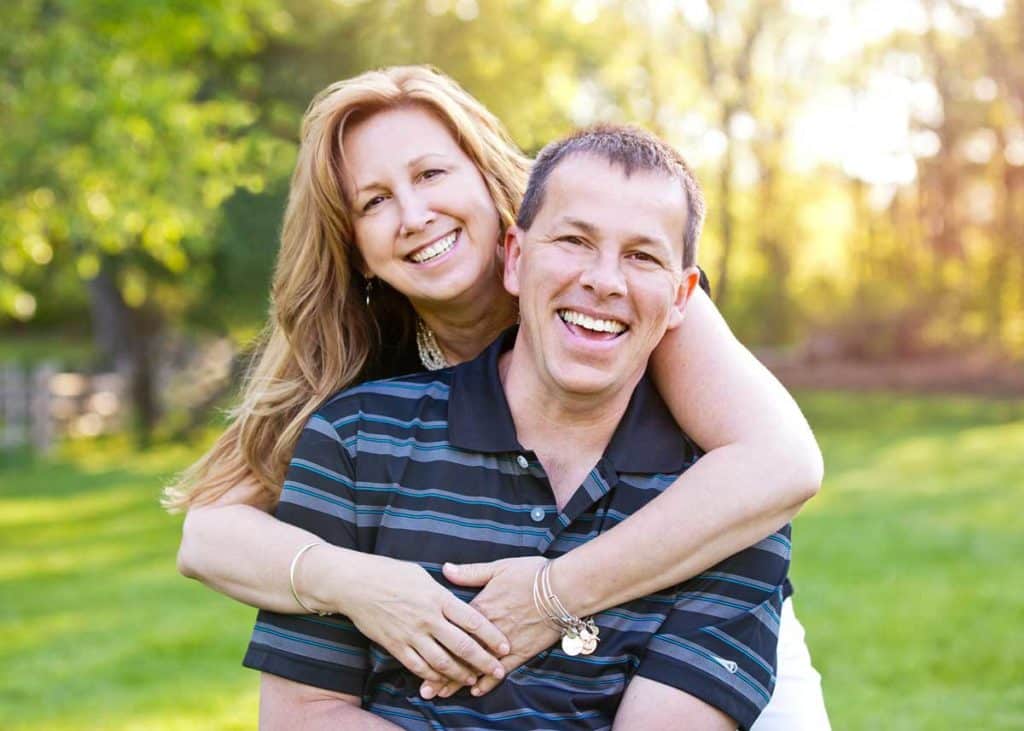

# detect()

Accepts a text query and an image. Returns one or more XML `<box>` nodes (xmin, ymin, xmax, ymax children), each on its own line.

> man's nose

<box><xmin>579</xmin><ymin>252</ymin><xmax>627</xmax><ymax>298</ymax></box>
<box><xmin>397</xmin><ymin>189</ymin><xmax>435</xmax><ymax>237</ymax></box>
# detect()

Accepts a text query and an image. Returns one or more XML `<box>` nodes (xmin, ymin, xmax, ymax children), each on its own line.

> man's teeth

<box><xmin>558</xmin><ymin>310</ymin><xmax>626</xmax><ymax>334</ymax></box>
<box><xmin>410</xmin><ymin>231</ymin><xmax>458</xmax><ymax>263</ymax></box>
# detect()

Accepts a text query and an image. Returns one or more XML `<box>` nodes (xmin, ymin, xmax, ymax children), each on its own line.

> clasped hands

<box><xmin>345</xmin><ymin>554</ymin><xmax>559</xmax><ymax>699</ymax></box>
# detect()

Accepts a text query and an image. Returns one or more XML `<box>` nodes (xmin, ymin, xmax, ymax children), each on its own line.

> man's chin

<box><xmin>547</xmin><ymin>367</ymin><xmax>624</xmax><ymax>400</ymax></box>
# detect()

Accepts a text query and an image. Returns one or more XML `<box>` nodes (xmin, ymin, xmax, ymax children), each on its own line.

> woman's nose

<box><xmin>397</xmin><ymin>190</ymin><xmax>435</xmax><ymax>237</ymax></box>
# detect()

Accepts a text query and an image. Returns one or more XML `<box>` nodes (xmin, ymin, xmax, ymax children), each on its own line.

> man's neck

<box><xmin>499</xmin><ymin>347</ymin><xmax>640</xmax><ymax>508</ymax></box>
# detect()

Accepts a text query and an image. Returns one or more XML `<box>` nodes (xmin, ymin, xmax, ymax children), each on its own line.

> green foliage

<box><xmin>0</xmin><ymin>0</ymin><xmax>294</xmax><ymax>325</ymax></box>
<box><xmin>1</xmin><ymin>394</ymin><xmax>1023</xmax><ymax>729</ymax></box>
<box><xmin>2</xmin><ymin>0</ymin><xmax>1023</xmax><ymax>354</ymax></box>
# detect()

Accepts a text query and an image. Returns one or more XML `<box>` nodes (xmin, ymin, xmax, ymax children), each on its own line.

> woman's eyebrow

<box><xmin>407</xmin><ymin>152</ymin><xmax>450</xmax><ymax>169</ymax></box>
<box><xmin>353</xmin><ymin>153</ymin><xmax>451</xmax><ymax>196</ymax></box>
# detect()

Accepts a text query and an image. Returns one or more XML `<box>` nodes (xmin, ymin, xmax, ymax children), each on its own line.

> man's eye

<box><xmin>628</xmin><ymin>251</ymin><xmax>660</xmax><ymax>264</ymax></box>
<box><xmin>558</xmin><ymin>235</ymin><xmax>586</xmax><ymax>246</ymax></box>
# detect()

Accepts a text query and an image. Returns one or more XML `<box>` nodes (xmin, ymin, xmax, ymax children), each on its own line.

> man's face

<box><xmin>505</xmin><ymin>154</ymin><xmax>700</xmax><ymax>400</ymax></box>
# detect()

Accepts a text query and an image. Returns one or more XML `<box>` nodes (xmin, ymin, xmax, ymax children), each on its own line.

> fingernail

<box><xmin>420</xmin><ymin>685</ymin><xmax>436</xmax><ymax>699</ymax></box>
<box><xmin>443</xmin><ymin>562</ymin><xmax>456</xmax><ymax>572</ymax></box>
<box><xmin>493</xmin><ymin>666</ymin><xmax>504</xmax><ymax>679</ymax></box>
<box><xmin>499</xmin><ymin>642</ymin><xmax>510</xmax><ymax>655</ymax></box>
<box><xmin>471</xmin><ymin>687</ymin><xmax>482</xmax><ymax>696</ymax></box>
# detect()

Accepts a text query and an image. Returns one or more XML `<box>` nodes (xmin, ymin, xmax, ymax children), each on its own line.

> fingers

<box><xmin>443</xmin><ymin>561</ymin><xmax>497</xmax><ymax>587</ymax></box>
<box><xmin>419</xmin><ymin>678</ymin><xmax>447</xmax><ymax>700</ymax></box>
<box><xmin>413</xmin><ymin>637</ymin><xmax>478</xmax><ymax>687</ymax></box>
<box><xmin>442</xmin><ymin>598</ymin><xmax>511</xmax><ymax>657</ymax></box>
<box><xmin>472</xmin><ymin>653</ymin><xmax>526</xmax><ymax>697</ymax></box>
<box><xmin>434</xmin><ymin>622</ymin><xmax>506</xmax><ymax>681</ymax></box>
<box><xmin>436</xmin><ymin>677</ymin><xmax>464</xmax><ymax>699</ymax></box>
<box><xmin>470</xmin><ymin>673</ymin><xmax>502</xmax><ymax>697</ymax></box>
<box><xmin>398</xmin><ymin>647</ymin><xmax>446</xmax><ymax>685</ymax></box>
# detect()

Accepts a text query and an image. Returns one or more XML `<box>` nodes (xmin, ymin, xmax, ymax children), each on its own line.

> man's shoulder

<box><xmin>315</xmin><ymin>368</ymin><xmax>457</xmax><ymax>429</ymax></box>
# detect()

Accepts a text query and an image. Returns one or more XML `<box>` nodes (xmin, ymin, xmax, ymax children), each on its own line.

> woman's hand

<box><xmin>340</xmin><ymin>554</ymin><xmax>510</xmax><ymax>687</ymax></box>
<box><xmin>419</xmin><ymin>556</ymin><xmax>560</xmax><ymax>699</ymax></box>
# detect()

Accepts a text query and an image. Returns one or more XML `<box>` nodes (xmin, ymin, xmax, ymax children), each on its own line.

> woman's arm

<box><xmin>177</xmin><ymin>481</ymin><xmax>509</xmax><ymax>685</ymax></box>
<box><xmin>434</xmin><ymin>288</ymin><xmax>822</xmax><ymax>697</ymax></box>
<box><xmin>555</xmin><ymin>287</ymin><xmax>822</xmax><ymax>613</ymax></box>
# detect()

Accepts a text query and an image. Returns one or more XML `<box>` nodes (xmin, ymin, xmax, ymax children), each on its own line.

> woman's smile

<box><xmin>406</xmin><ymin>228</ymin><xmax>460</xmax><ymax>264</ymax></box>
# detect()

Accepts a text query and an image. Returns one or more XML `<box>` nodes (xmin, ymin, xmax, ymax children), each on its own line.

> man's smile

<box><xmin>557</xmin><ymin>308</ymin><xmax>629</xmax><ymax>341</ymax></box>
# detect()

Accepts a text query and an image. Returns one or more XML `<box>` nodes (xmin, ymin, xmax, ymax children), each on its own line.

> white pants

<box><xmin>750</xmin><ymin>598</ymin><xmax>831</xmax><ymax>731</ymax></box>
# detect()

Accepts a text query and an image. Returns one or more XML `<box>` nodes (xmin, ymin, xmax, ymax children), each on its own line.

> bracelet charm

<box><xmin>533</xmin><ymin>560</ymin><xmax>600</xmax><ymax>656</ymax></box>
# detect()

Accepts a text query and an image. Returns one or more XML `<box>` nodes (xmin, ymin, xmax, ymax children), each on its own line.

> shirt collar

<box><xmin>448</xmin><ymin>326</ymin><xmax>696</xmax><ymax>474</ymax></box>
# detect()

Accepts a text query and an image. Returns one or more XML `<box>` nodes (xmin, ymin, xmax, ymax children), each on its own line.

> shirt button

<box><xmin>530</xmin><ymin>507</ymin><xmax>546</xmax><ymax>522</ymax></box>
<box><xmin>516</xmin><ymin>455</ymin><xmax>529</xmax><ymax>469</ymax></box>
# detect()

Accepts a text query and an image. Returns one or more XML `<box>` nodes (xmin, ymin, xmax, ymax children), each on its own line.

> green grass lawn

<box><xmin>1</xmin><ymin>392</ymin><xmax>1022</xmax><ymax>730</ymax></box>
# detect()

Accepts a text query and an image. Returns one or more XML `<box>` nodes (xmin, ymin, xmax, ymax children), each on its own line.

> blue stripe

<box><xmin>345</xmin><ymin>434</ymin><xmax>453</xmax><ymax>451</ymax></box>
<box><xmin>254</xmin><ymin>625</ymin><xmax>363</xmax><ymax>657</ymax></box>
<box><xmin>377</xmin><ymin>506</ymin><xmax>550</xmax><ymax>537</ymax></box>
<box><xmin>375</xmin><ymin>684</ymin><xmax>606</xmax><ymax>722</ymax></box>
<box><xmin>334</xmin><ymin>413</ymin><xmax>449</xmax><ymax>430</ymax></box>
<box><xmin>652</xmin><ymin>633</ymin><xmax>772</xmax><ymax>703</ymax></box>
<box><xmin>698</xmin><ymin>571</ymin><xmax>779</xmax><ymax>593</ymax></box>
<box><xmin>700</xmin><ymin>625</ymin><xmax>776</xmax><ymax>677</ymax></box>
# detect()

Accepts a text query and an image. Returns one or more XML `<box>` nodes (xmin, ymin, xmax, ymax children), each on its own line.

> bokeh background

<box><xmin>1</xmin><ymin>1</ymin><xmax>1022</xmax><ymax>729</ymax></box>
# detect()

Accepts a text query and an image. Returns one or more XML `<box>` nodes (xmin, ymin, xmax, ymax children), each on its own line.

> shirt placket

<box><xmin>534</xmin><ymin>458</ymin><xmax>619</xmax><ymax>554</ymax></box>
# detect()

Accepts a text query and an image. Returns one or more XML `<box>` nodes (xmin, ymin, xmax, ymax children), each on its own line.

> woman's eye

<box><xmin>420</xmin><ymin>168</ymin><xmax>446</xmax><ymax>181</ymax></box>
<box><xmin>362</xmin><ymin>194</ymin><xmax>387</xmax><ymax>212</ymax></box>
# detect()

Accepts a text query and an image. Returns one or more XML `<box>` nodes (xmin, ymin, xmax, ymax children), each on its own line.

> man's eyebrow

<box><xmin>556</xmin><ymin>217</ymin><xmax>601</xmax><ymax>237</ymax></box>
<box><xmin>352</xmin><ymin>153</ymin><xmax>450</xmax><ymax>196</ymax></box>
<box><xmin>557</xmin><ymin>216</ymin><xmax>672</xmax><ymax>251</ymax></box>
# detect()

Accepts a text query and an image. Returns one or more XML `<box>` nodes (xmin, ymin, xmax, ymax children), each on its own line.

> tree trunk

<box><xmin>85</xmin><ymin>258</ymin><xmax>161</xmax><ymax>447</ymax></box>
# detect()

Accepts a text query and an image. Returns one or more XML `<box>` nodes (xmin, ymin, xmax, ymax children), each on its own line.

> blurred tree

<box><xmin>0</xmin><ymin>0</ymin><xmax>294</xmax><ymax>442</ymax></box>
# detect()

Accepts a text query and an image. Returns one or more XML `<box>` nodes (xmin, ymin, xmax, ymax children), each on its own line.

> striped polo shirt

<box><xmin>244</xmin><ymin>329</ymin><xmax>790</xmax><ymax>730</ymax></box>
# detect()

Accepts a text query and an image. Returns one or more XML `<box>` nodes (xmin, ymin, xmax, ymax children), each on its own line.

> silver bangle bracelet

<box><xmin>532</xmin><ymin>560</ymin><xmax>600</xmax><ymax>656</ymax></box>
<box><xmin>289</xmin><ymin>541</ymin><xmax>332</xmax><ymax>616</ymax></box>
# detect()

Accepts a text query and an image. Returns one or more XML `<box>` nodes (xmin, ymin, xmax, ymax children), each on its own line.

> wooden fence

<box><xmin>0</xmin><ymin>363</ymin><xmax>125</xmax><ymax>455</ymax></box>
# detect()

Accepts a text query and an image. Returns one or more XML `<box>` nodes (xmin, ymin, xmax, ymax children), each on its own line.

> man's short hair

<box><xmin>517</xmin><ymin>125</ymin><xmax>706</xmax><ymax>268</ymax></box>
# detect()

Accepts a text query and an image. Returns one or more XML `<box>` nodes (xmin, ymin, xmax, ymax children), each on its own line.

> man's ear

<box><xmin>503</xmin><ymin>226</ymin><xmax>525</xmax><ymax>296</ymax></box>
<box><xmin>666</xmin><ymin>266</ymin><xmax>701</xmax><ymax>331</ymax></box>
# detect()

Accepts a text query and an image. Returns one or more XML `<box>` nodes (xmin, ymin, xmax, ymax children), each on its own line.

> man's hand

<box><xmin>419</xmin><ymin>556</ymin><xmax>560</xmax><ymax>699</ymax></box>
<box><xmin>342</xmin><ymin>554</ymin><xmax>509</xmax><ymax>687</ymax></box>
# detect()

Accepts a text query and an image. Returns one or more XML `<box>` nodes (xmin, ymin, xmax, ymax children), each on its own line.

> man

<box><xmin>244</xmin><ymin>126</ymin><xmax>789</xmax><ymax>729</ymax></box>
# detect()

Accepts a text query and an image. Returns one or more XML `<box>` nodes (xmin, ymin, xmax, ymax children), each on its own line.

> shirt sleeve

<box><xmin>242</xmin><ymin>410</ymin><xmax>371</xmax><ymax>696</ymax></box>
<box><xmin>635</xmin><ymin>526</ymin><xmax>791</xmax><ymax>731</ymax></box>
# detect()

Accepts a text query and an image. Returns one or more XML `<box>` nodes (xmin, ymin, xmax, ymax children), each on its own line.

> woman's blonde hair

<box><xmin>163</xmin><ymin>66</ymin><xmax>530</xmax><ymax>511</ymax></box>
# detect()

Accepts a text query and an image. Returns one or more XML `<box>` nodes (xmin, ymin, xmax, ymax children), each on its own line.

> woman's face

<box><xmin>342</xmin><ymin>105</ymin><xmax>503</xmax><ymax>311</ymax></box>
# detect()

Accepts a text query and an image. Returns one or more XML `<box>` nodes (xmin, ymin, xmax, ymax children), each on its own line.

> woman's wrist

<box><xmin>547</xmin><ymin>551</ymin><xmax>606</xmax><ymax>618</ymax></box>
<box><xmin>296</xmin><ymin>543</ymin><xmax>359</xmax><ymax>616</ymax></box>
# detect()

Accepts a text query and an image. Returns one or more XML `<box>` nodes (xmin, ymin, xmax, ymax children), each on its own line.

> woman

<box><xmin>166</xmin><ymin>66</ymin><xmax>829</xmax><ymax>727</ymax></box>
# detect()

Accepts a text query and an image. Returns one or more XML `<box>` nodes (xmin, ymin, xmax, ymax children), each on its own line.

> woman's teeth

<box><xmin>409</xmin><ymin>230</ymin><xmax>458</xmax><ymax>263</ymax></box>
<box><xmin>558</xmin><ymin>310</ymin><xmax>627</xmax><ymax>334</ymax></box>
